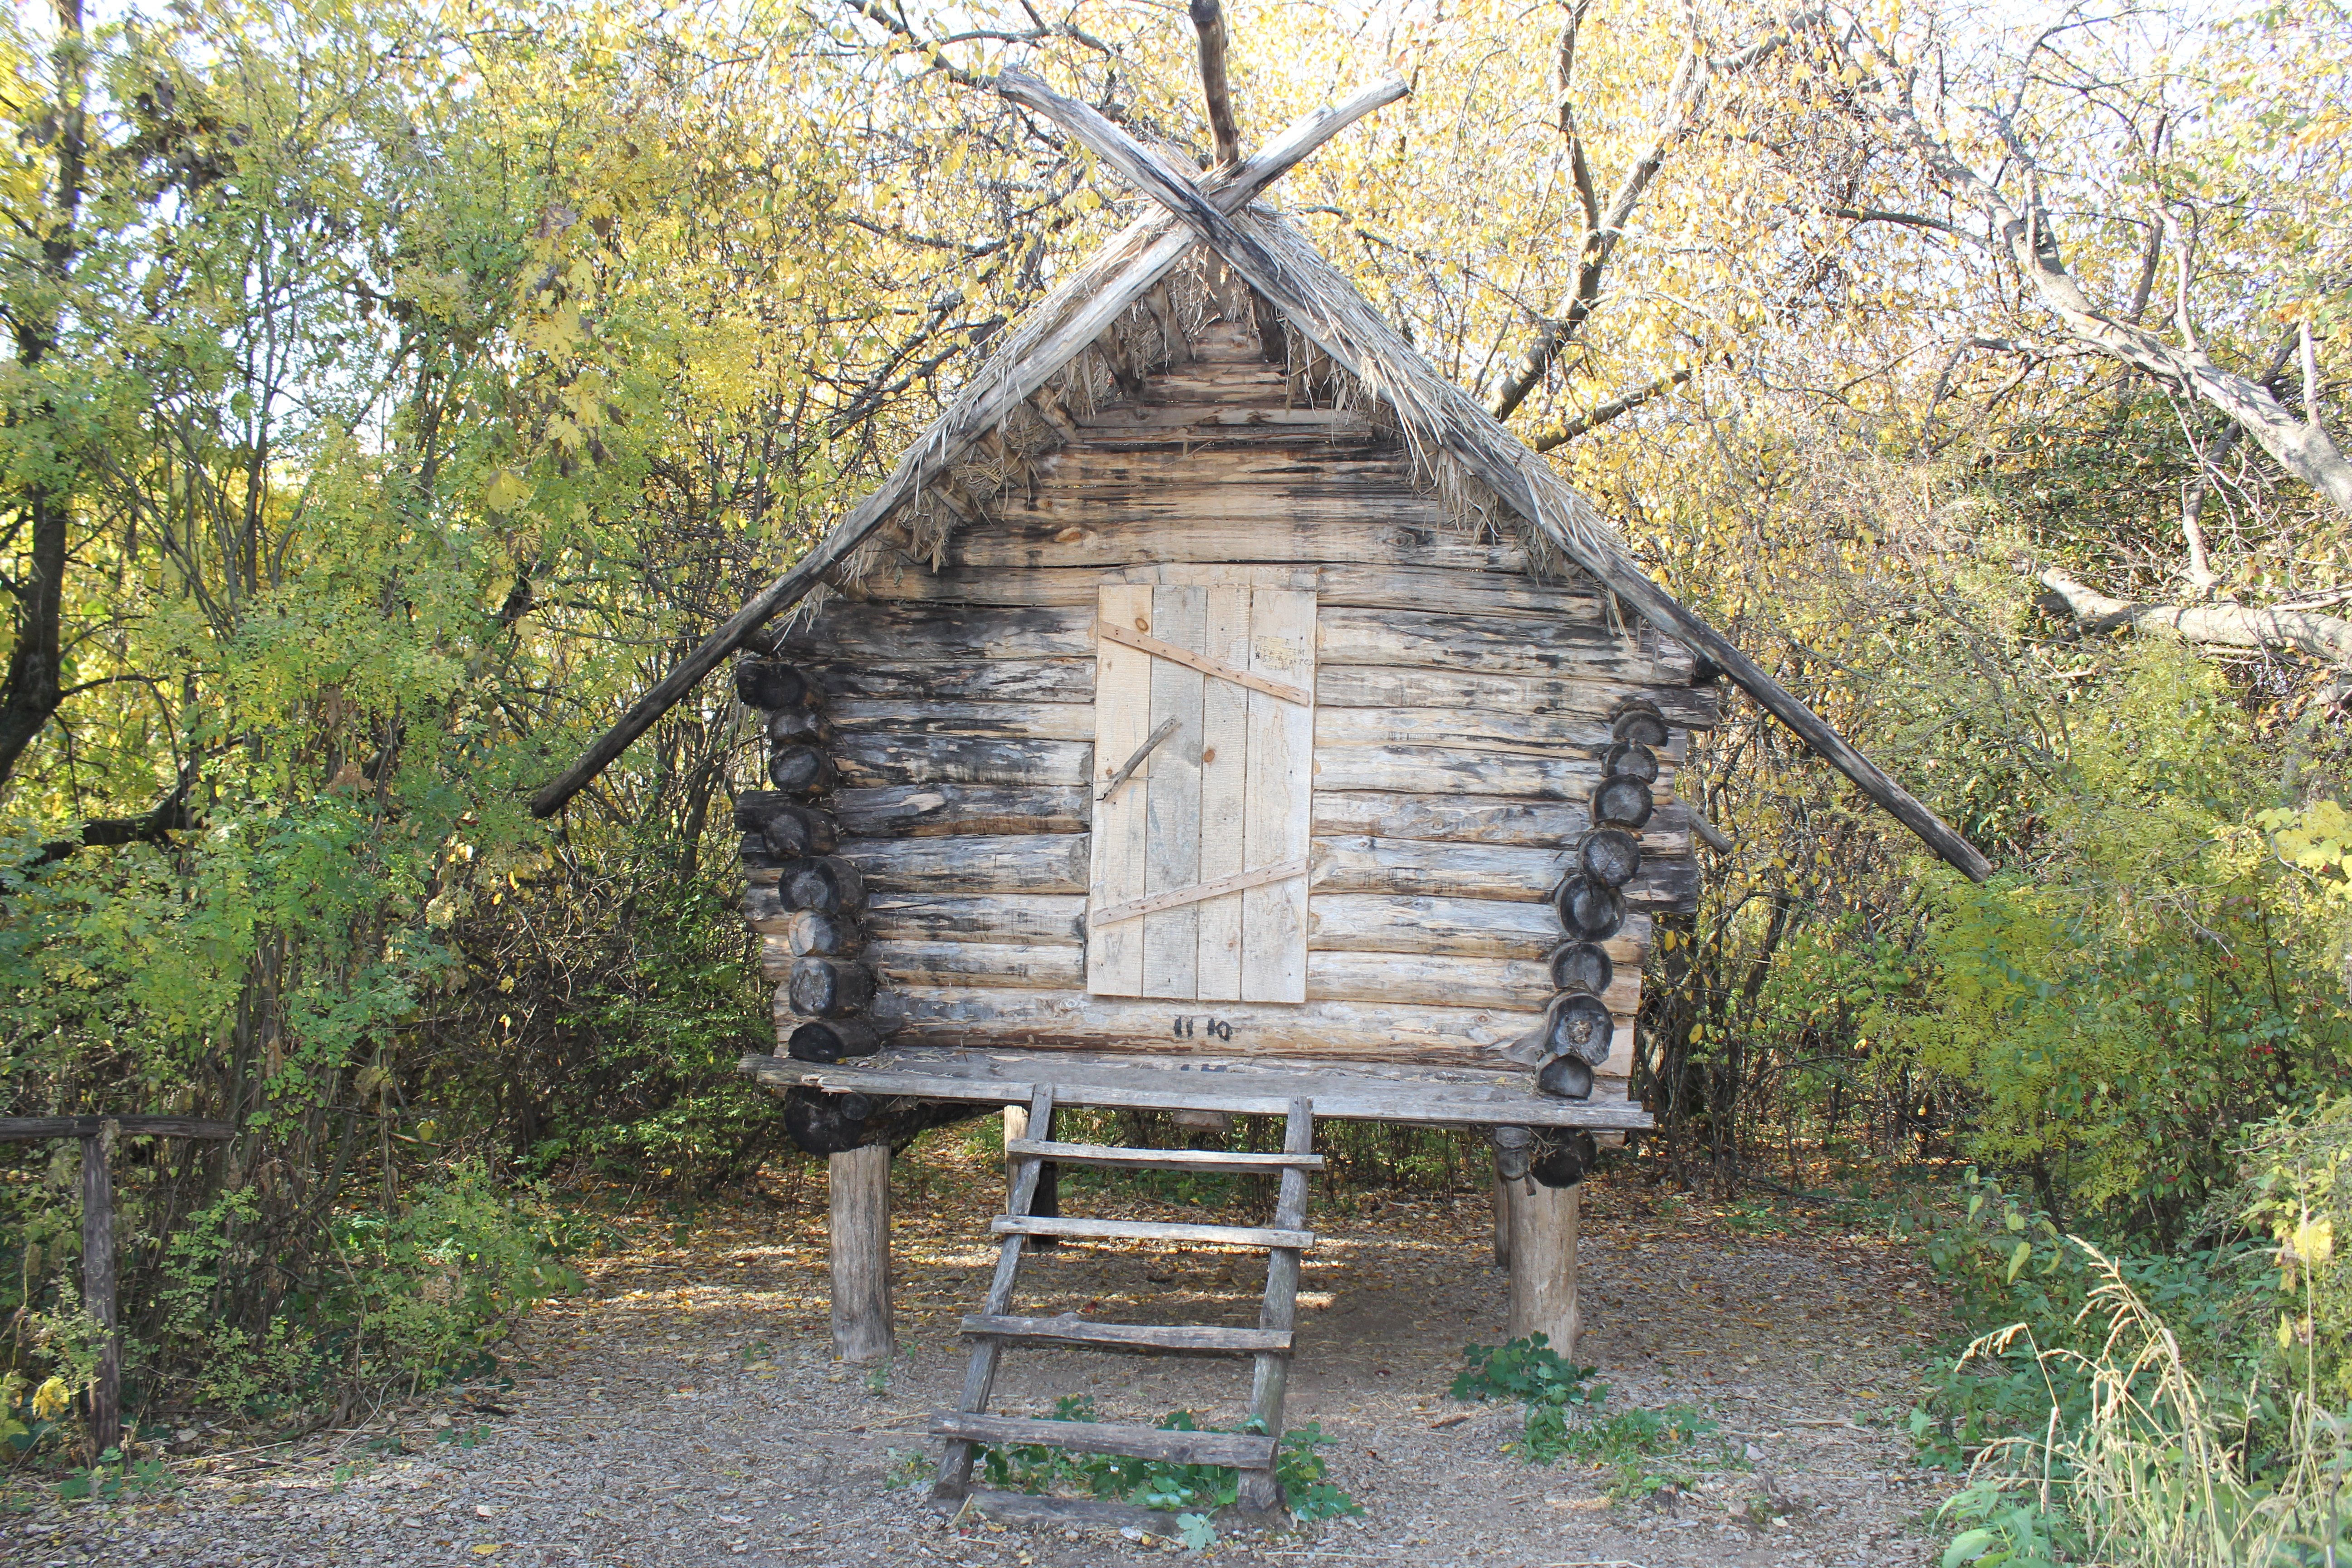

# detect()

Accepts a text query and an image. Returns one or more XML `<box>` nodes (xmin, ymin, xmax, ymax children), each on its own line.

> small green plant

<box><xmin>740</xmin><ymin>1340</ymin><xmax>774</xmax><ymax>1365</ymax></box>
<box><xmin>973</xmin><ymin>1398</ymin><xmax>1360</xmax><ymax>1521</ymax></box>
<box><xmin>56</xmin><ymin>1450</ymin><xmax>175</xmax><ymax>1502</ymax></box>
<box><xmin>863</xmin><ymin>1358</ymin><xmax>892</xmax><ymax>1397</ymax></box>
<box><xmin>438</xmin><ymin>1423</ymin><xmax>490</xmax><ymax>1450</ymax></box>
<box><xmin>881</xmin><ymin>1447</ymin><xmax>931</xmax><ymax>1490</ymax></box>
<box><xmin>1175</xmin><ymin>1511</ymin><xmax>1216</xmax><ymax>1550</ymax></box>
<box><xmin>1527</xmin><ymin>1404</ymin><xmax>1727</xmax><ymax>1495</ymax></box>
<box><xmin>1450</xmin><ymin>1334</ymin><xmax>1607</xmax><ymax>1410</ymax></box>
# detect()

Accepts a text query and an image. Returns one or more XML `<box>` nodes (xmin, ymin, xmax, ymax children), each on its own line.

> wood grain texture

<box><xmin>828</xmin><ymin>699</ymin><xmax>1095</xmax><ymax>741</ymax></box>
<box><xmin>1318</xmin><ymin>604</ymin><xmax>1694</xmax><ymax>684</ymax></box>
<box><xmin>806</xmin><ymin>657</ymin><xmax>1094</xmax><ymax>703</ymax></box>
<box><xmin>992</xmin><ymin>1215</ymin><xmax>1314</xmax><ymax>1250</ymax></box>
<box><xmin>860</xmin><ymin>892</ymin><xmax>1087</xmax><ymax>946</ymax></box>
<box><xmin>831</xmin><ymin>734</ymin><xmax>1091</xmax><ymax>789</ymax></box>
<box><xmin>1141</xmin><ymin>585</ymin><xmax>1209</xmax><ymax>999</ymax></box>
<box><xmin>1088</xmin><ymin>584</ymin><xmax>1155</xmax><ymax>994</ymax></box>
<box><xmin>930</xmin><ymin>1411</ymin><xmax>1276</xmax><ymax>1469</ymax></box>
<box><xmin>747</xmin><ymin>1045</ymin><xmax>1650</xmax><ymax>1127</ymax></box>
<box><xmin>836</xmin><ymin>834</ymin><xmax>1093</xmax><ymax>894</ymax></box>
<box><xmin>847</xmin><ymin>560</ymin><xmax>1607</xmax><ymax>622</ymax></box>
<box><xmin>861</xmin><ymin>984</ymin><xmax>1541</xmax><ymax>1064</ymax></box>
<box><xmin>1308</xmin><ymin>894</ymin><xmax>1652</xmax><ymax>961</ymax></box>
<box><xmin>1196</xmin><ymin>583</ymin><xmax>1252</xmax><ymax>1000</ymax></box>
<box><xmin>1242</xmin><ymin>588</ymin><xmax>1315</xmax><ymax>1003</ymax></box>
<box><xmin>833</xmin><ymin>784</ymin><xmax>1088</xmax><ymax>839</ymax></box>
<box><xmin>1004</xmin><ymin>1139</ymin><xmax>1325</xmax><ymax>1172</ymax></box>
<box><xmin>960</xmin><ymin>1313</ymin><xmax>1294</xmax><ymax>1353</ymax></box>
<box><xmin>1312</xmin><ymin>791</ymin><xmax>1693</xmax><ymax>851</ymax></box>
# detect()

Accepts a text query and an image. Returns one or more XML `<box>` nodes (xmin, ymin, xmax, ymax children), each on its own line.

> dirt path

<box><xmin>5</xmin><ymin>1138</ymin><xmax>1956</xmax><ymax>1568</ymax></box>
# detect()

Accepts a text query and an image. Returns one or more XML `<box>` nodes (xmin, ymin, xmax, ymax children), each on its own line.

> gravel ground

<box><xmin>3</xmin><ymin>1139</ymin><xmax>1957</xmax><ymax>1568</ymax></box>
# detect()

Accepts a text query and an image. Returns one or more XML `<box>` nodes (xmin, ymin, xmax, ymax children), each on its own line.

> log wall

<box><xmin>743</xmin><ymin>320</ymin><xmax>1717</xmax><ymax>1100</ymax></box>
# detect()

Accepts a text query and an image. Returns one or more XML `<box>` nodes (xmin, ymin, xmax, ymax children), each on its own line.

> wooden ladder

<box><xmin>930</xmin><ymin>1088</ymin><xmax>1319</xmax><ymax>1517</ymax></box>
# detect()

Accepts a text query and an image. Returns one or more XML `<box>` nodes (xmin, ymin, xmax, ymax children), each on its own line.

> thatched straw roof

<box><xmin>531</xmin><ymin>69</ymin><xmax>1989</xmax><ymax>882</ymax></box>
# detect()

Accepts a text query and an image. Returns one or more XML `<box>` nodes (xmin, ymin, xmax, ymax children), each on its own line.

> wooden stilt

<box><xmin>1237</xmin><ymin>1098</ymin><xmax>1313</xmax><ymax>1511</ymax></box>
<box><xmin>828</xmin><ymin>1142</ymin><xmax>894</xmax><ymax>1362</ymax></box>
<box><xmin>1504</xmin><ymin>1177</ymin><xmax>1578</xmax><ymax>1357</ymax></box>
<box><xmin>1491</xmin><ymin>1173</ymin><xmax>1513</xmax><ymax>1269</ymax></box>
<box><xmin>1001</xmin><ymin>1102</ymin><xmax>1059</xmax><ymax>1243</ymax></box>
<box><xmin>80</xmin><ymin>1125</ymin><xmax>118</xmax><ymax>1455</ymax></box>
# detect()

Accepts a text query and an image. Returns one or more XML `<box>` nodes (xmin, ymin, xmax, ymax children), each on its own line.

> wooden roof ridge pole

<box><xmin>527</xmin><ymin>75</ymin><xmax>1409</xmax><ymax>820</ymax></box>
<box><xmin>1189</xmin><ymin>0</ymin><xmax>1242</xmax><ymax>167</ymax></box>
<box><xmin>994</xmin><ymin>68</ymin><xmax>1994</xmax><ymax>883</ymax></box>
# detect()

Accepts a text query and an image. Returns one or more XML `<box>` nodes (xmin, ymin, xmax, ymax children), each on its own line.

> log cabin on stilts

<box><xmin>530</xmin><ymin>9</ymin><xmax>1990</xmax><ymax>1529</ymax></box>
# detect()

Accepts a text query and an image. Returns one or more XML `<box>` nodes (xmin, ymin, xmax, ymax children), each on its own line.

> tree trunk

<box><xmin>80</xmin><ymin>1125</ymin><xmax>118</xmax><ymax>1455</ymax></box>
<box><xmin>2039</xmin><ymin>567</ymin><xmax>2352</xmax><ymax>666</ymax></box>
<box><xmin>828</xmin><ymin>1143</ymin><xmax>893</xmax><ymax>1362</ymax></box>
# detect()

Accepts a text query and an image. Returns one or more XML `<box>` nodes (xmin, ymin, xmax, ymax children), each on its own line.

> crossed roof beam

<box><xmin>533</xmin><ymin>65</ymin><xmax>1991</xmax><ymax>882</ymax></box>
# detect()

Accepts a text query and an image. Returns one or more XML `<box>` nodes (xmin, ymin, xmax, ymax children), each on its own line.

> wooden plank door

<box><xmin>1088</xmin><ymin>582</ymin><xmax>1314</xmax><ymax>1003</ymax></box>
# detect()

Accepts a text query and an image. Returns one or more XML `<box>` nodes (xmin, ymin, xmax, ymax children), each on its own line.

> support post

<box><xmin>1503</xmin><ymin>1177</ymin><xmax>1579</xmax><ymax>1358</ymax></box>
<box><xmin>80</xmin><ymin>1122</ymin><xmax>118</xmax><ymax>1455</ymax></box>
<box><xmin>1002</xmin><ymin>1102</ymin><xmax>1059</xmax><ymax>1243</ymax></box>
<box><xmin>828</xmin><ymin>1142</ymin><xmax>894</xmax><ymax>1362</ymax></box>
<box><xmin>1491</xmin><ymin>1174</ymin><xmax>1513</xmax><ymax>1269</ymax></box>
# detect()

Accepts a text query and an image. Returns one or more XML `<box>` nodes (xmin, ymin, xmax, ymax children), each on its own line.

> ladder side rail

<box><xmin>935</xmin><ymin>1085</ymin><xmax>1057</xmax><ymax>1500</ymax></box>
<box><xmin>1239</xmin><ymin>1097</ymin><xmax>1313</xmax><ymax>1511</ymax></box>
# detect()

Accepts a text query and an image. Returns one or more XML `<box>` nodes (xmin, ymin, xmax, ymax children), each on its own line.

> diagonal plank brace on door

<box><xmin>1097</xmin><ymin>620</ymin><xmax>1312</xmax><ymax>705</ymax></box>
<box><xmin>1089</xmin><ymin>855</ymin><xmax>1310</xmax><ymax>926</ymax></box>
<box><xmin>1097</xmin><ymin>715</ymin><xmax>1182</xmax><ymax>801</ymax></box>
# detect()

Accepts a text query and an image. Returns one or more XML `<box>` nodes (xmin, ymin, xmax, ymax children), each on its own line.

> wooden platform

<box><xmin>739</xmin><ymin>1045</ymin><xmax>1653</xmax><ymax>1129</ymax></box>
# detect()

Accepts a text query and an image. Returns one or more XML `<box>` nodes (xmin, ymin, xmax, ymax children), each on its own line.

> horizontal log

<box><xmin>777</xmin><ymin>602</ymin><xmax>1094</xmax><ymax>662</ymax></box>
<box><xmin>1317</xmin><ymin>666</ymin><xmax>1717</xmax><ymax>730</ymax></box>
<box><xmin>948</xmin><ymin>516</ymin><xmax>1528</xmax><ymax>574</ymax></box>
<box><xmin>786</xmin><ymin>956</ymin><xmax>876</xmax><ymax>1019</ymax></box>
<box><xmin>862</xmin><ymin>939</ymin><xmax>1087</xmax><ymax>990</ymax></box>
<box><xmin>833</xmin><ymin>784</ymin><xmax>1089</xmax><ymax>838</ymax></box>
<box><xmin>830</xmin><ymin>734</ymin><xmax>1092</xmax><ymax>789</ymax></box>
<box><xmin>991</xmin><ymin>1215</ymin><xmax>1315</xmax><ymax>1250</ymax></box>
<box><xmin>0</xmin><ymin>1116</ymin><xmax>233</xmax><ymax>1142</ymax></box>
<box><xmin>847</xmin><ymin>561</ymin><xmax>1608</xmax><ymax>622</ymax></box>
<box><xmin>928</xmin><ymin>1411</ymin><xmax>1276</xmax><ymax>1470</ymax></box>
<box><xmin>1308</xmin><ymin>744</ymin><xmax>1604</xmax><ymax>799</ymax></box>
<box><xmin>1308</xmin><ymin>893</ymin><xmax>1651</xmax><ymax>961</ymax></box>
<box><xmin>835</xmin><ymin>833</ymin><xmax>1093</xmax><ymax>894</ymax></box>
<box><xmin>860</xmin><ymin>892</ymin><xmax>1088</xmax><ymax>946</ymax></box>
<box><xmin>828</xmin><ymin>699</ymin><xmax>1094</xmax><ymax>742</ymax></box>
<box><xmin>1310</xmin><ymin>835</ymin><xmax>1568</xmax><ymax>903</ymax></box>
<box><xmin>1318</xmin><ymin>605</ymin><xmax>1695</xmax><ymax>684</ymax></box>
<box><xmin>1314</xmin><ymin>702</ymin><xmax>1667</xmax><ymax>758</ymax></box>
<box><xmin>1312</xmin><ymin>791</ymin><xmax>1692</xmax><ymax>852</ymax></box>
<box><xmin>863</xmin><ymin>985</ymin><xmax>1542</xmax><ymax>1065</ymax></box>
<box><xmin>961</xmin><ymin>1313</ymin><xmax>1294</xmax><ymax>1355</ymax></box>
<box><xmin>1306</xmin><ymin>950</ymin><xmax>1638</xmax><ymax>1015</ymax></box>
<box><xmin>747</xmin><ymin>1045</ymin><xmax>1650</xmax><ymax>1126</ymax></box>
<box><xmin>807</xmin><ymin>658</ymin><xmax>1095</xmax><ymax>703</ymax></box>
<box><xmin>1071</xmin><ymin>403</ymin><xmax>1377</xmax><ymax>442</ymax></box>
<box><xmin>1003</xmin><ymin>1139</ymin><xmax>1325</xmax><ymax>1172</ymax></box>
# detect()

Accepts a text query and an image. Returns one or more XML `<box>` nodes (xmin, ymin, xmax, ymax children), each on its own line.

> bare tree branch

<box><xmin>2038</xmin><ymin>566</ymin><xmax>2352</xmax><ymax>666</ymax></box>
<box><xmin>1824</xmin><ymin>12</ymin><xmax>2352</xmax><ymax>518</ymax></box>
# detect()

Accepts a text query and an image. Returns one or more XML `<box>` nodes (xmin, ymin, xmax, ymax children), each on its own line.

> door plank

<box><xmin>1141</xmin><ymin>587</ymin><xmax>1206</xmax><ymax>1000</ymax></box>
<box><xmin>1088</xmin><ymin>586</ymin><xmax>1154</xmax><ymax>995</ymax></box>
<box><xmin>1196</xmin><ymin>584</ymin><xmax>1252</xmax><ymax>1001</ymax></box>
<box><xmin>1241</xmin><ymin>588</ymin><xmax>1315</xmax><ymax>1002</ymax></box>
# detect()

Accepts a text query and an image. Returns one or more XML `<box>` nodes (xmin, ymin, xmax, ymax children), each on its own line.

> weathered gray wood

<box><xmin>788</xmin><ymin>956</ymin><xmax>877</xmax><ymax>1019</ymax></box>
<box><xmin>1505</xmin><ymin>1176</ymin><xmax>1579</xmax><ymax>1358</ymax></box>
<box><xmin>782</xmin><ymin>856</ymin><xmax>866</xmax><ymax>916</ymax></box>
<box><xmin>860</xmin><ymin>892</ymin><xmax>1087</xmax><ymax>947</ymax></box>
<box><xmin>1311</xmin><ymin>791</ymin><xmax>1692</xmax><ymax>851</ymax></box>
<box><xmin>529</xmin><ymin>76</ymin><xmax>1411</xmax><ymax>818</ymax></box>
<box><xmin>1241</xmin><ymin>1098</ymin><xmax>1313</xmax><ymax>1510</ymax></box>
<box><xmin>829</xmin><ymin>1143</ymin><xmax>893</xmax><ymax>1362</ymax></box>
<box><xmin>1318</xmin><ymin>604</ymin><xmax>1694</xmax><ymax>684</ymax></box>
<box><xmin>1196</xmin><ymin>583</ymin><xmax>1253</xmax><ymax>1000</ymax></box>
<box><xmin>1308</xmin><ymin>894</ymin><xmax>1650</xmax><ymax>960</ymax></box>
<box><xmin>781</xmin><ymin>601</ymin><xmax>1095</xmax><ymax>662</ymax></box>
<box><xmin>1004</xmin><ymin>1138</ymin><xmax>1325</xmax><ymax>1172</ymax></box>
<box><xmin>743</xmin><ymin>1048</ymin><xmax>1653</xmax><ymax>1128</ymax></box>
<box><xmin>1311</xmin><ymin>836</ymin><xmax>1565</xmax><ymax>903</ymax></box>
<box><xmin>784</xmin><ymin>909</ymin><xmax>861</xmax><ymax>958</ymax></box>
<box><xmin>871</xmin><ymin>985</ymin><xmax>1540</xmax><ymax>1063</ymax></box>
<box><xmin>833</xmin><ymin>784</ymin><xmax>1089</xmax><ymax>839</ymax></box>
<box><xmin>947</xmin><ymin>514</ymin><xmax>1526</xmax><ymax>575</ymax></box>
<box><xmin>1308</xmin><ymin>951</ymin><xmax>1634</xmax><ymax>1014</ymax></box>
<box><xmin>1087</xmin><ymin>582</ymin><xmax>1154</xmax><ymax>995</ymax></box>
<box><xmin>1314</xmin><ymin>702</ymin><xmax>1657</xmax><ymax>757</ymax></box>
<box><xmin>1142</xmin><ymin>587</ymin><xmax>1208</xmax><ymax>1000</ymax></box>
<box><xmin>1306</xmin><ymin>745</ymin><xmax>1612</xmax><ymax>800</ymax></box>
<box><xmin>806</xmin><ymin>657</ymin><xmax>1095</xmax><ymax>704</ymax></box>
<box><xmin>1241</xmin><ymin>587</ymin><xmax>1316</xmax><ymax>1004</ymax></box>
<box><xmin>828</xmin><ymin>699</ymin><xmax>1095</xmax><ymax>742</ymax></box>
<box><xmin>831</xmin><ymin>734</ymin><xmax>1092</xmax><ymax>790</ymax></box>
<box><xmin>991</xmin><ymin>1214</ymin><xmax>1316</xmax><ymax>1250</ymax></box>
<box><xmin>935</xmin><ymin>1085</ymin><xmax>1059</xmax><ymax>1500</ymax></box>
<box><xmin>929</xmin><ymin>1411</ymin><xmax>1276</xmax><ymax>1469</ymax></box>
<box><xmin>960</xmin><ymin>1313</ymin><xmax>1292</xmax><ymax>1354</ymax></box>
<box><xmin>767</xmin><ymin>744</ymin><xmax>835</xmax><ymax>795</ymax></box>
<box><xmin>1318</xmin><ymin>664</ymin><xmax>1716</xmax><ymax>729</ymax></box>
<box><xmin>787</xmin><ymin>1018</ymin><xmax>887</xmax><ymax>1063</ymax></box>
<box><xmin>0</xmin><ymin>1116</ymin><xmax>232</xmax><ymax>1141</ymax></box>
<box><xmin>865</xmin><ymin>939</ymin><xmax>1087</xmax><ymax>990</ymax></box>
<box><xmin>1072</xmin><ymin>404</ymin><xmax>1374</xmax><ymax>442</ymax></box>
<box><xmin>848</xmin><ymin>561</ymin><xmax>1607</xmax><ymax>622</ymax></box>
<box><xmin>833</xmin><ymin>833</ymin><xmax>1092</xmax><ymax>895</ymax></box>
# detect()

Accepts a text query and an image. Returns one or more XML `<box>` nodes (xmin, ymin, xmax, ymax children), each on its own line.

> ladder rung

<box><xmin>929</xmin><ymin>1411</ymin><xmax>1276</xmax><ymax>1470</ymax></box>
<box><xmin>961</xmin><ymin>1313</ymin><xmax>1292</xmax><ymax>1356</ymax></box>
<box><xmin>1007</xmin><ymin>1138</ymin><xmax>1324</xmax><ymax>1173</ymax></box>
<box><xmin>992</xmin><ymin>1215</ymin><xmax>1314</xmax><ymax>1250</ymax></box>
